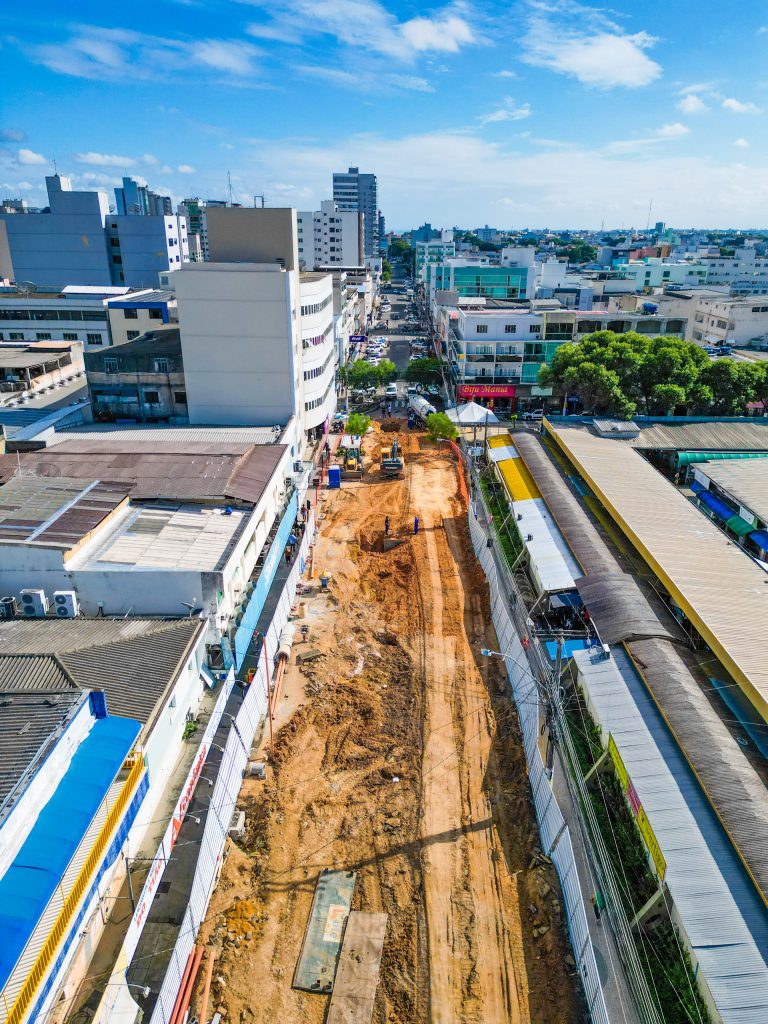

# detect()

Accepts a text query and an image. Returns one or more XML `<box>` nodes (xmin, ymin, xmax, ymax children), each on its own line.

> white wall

<box><xmin>175</xmin><ymin>262</ymin><xmax>302</xmax><ymax>427</ymax></box>
<box><xmin>300</xmin><ymin>274</ymin><xmax>336</xmax><ymax>430</ymax></box>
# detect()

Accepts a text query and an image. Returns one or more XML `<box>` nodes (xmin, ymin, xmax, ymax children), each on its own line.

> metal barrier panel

<box><xmin>147</xmin><ymin>516</ymin><xmax>314</xmax><ymax>1024</ymax></box>
<box><xmin>467</xmin><ymin>509</ymin><xmax>609</xmax><ymax>1024</ymax></box>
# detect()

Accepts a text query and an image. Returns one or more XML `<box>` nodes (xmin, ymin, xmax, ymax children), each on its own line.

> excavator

<box><xmin>380</xmin><ymin>436</ymin><xmax>404</xmax><ymax>478</ymax></box>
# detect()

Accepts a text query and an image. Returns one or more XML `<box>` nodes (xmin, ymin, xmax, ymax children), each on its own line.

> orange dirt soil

<box><xmin>194</xmin><ymin>427</ymin><xmax>582</xmax><ymax>1024</ymax></box>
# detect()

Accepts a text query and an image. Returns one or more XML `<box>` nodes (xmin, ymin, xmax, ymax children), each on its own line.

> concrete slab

<box><xmin>293</xmin><ymin>870</ymin><xmax>356</xmax><ymax>993</ymax></box>
<box><xmin>326</xmin><ymin>912</ymin><xmax>388</xmax><ymax>1024</ymax></box>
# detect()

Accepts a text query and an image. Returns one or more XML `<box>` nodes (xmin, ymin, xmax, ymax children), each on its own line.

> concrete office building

<box><xmin>106</xmin><ymin>288</ymin><xmax>177</xmax><ymax>347</ymax></box>
<box><xmin>0</xmin><ymin>174</ymin><xmax>188</xmax><ymax>290</ymax></box>
<box><xmin>333</xmin><ymin>167</ymin><xmax>378</xmax><ymax>257</ymax></box>
<box><xmin>0</xmin><ymin>284</ymin><xmax>126</xmax><ymax>349</ymax></box>
<box><xmin>114</xmin><ymin>176</ymin><xmax>172</xmax><ymax>217</ymax></box>
<box><xmin>297</xmin><ymin>200</ymin><xmax>364</xmax><ymax>269</ymax></box>
<box><xmin>299</xmin><ymin>272</ymin><xmax>336</xmax><ymax>431</ymax></box>
<box><xmin>177</xmin><ymin>198</ymin><xmax>210</xmax><ymax>261</ymax></box>
<box><xmin>0</xmin><ymin>175</ymin><xmax>112</xmax><ymax>288</ymax></box>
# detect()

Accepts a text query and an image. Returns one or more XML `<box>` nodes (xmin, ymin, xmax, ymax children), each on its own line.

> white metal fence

<box><xmin>468</xmin><ymin>508</ymin><xmax>610</xmax><ymax>1024</ymax></box>
<box><xmin>146</xmin><ymin>516</ymin><xmax>315</xmax><ymax>1024</ymax></box>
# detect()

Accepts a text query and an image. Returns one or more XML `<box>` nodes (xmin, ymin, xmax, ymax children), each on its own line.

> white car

<box><xmin>385</xmin><ymin>383</ymin><xmax>398</xmax><ymax>398</ymax></box>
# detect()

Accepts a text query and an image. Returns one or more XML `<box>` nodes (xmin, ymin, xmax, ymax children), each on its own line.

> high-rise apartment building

<box><xmin>297</xmin><ymin>201</ymin><xmax>364</xmax><ymax>268</ymax></box>
<box><xmin>115</xmin><ymin>177</ymin><xmax>172</xmax><ymax>217</ymax></box>
<box><xmin>332</xmin><ymin>167</ymin><xmax>378</xmax><ymax>258</ymax></box>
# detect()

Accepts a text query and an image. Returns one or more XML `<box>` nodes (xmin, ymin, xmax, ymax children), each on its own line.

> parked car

<box><xmin>426</xmin><ymin>384</ymin><xmax>440</xmax><ymax>397</ymax></box>
<box><xmin>521</xmin><ymin>409</ymin><xmax>544</xmax><ymax>421</ymax></box>
<box><xmin>385</xmin><ymin>382</ymin><xmax>398</xmax><ymax>398</ymax></box>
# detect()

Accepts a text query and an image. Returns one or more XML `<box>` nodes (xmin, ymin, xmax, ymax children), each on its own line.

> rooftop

<box><xmin>82</xmin><ymin>502</ymin><xmax>249</xmax><ymax>572</ymax></box>
<box><xmin>0</xmin><ymin>617</ymin><xmax>205</xmax><ymax>730</ymax></box>
<box><xmin>85</xmin><ymin>325</ymin><xmax>181</xmax><ymax>359</ymax></box>
<box><xmin>51</xmin><ymin>423</ymin><xmax>280</xmax><ymax>445</ymax></box>
<box><xmin>0</xmin><ymin>439</ymin><xmax>287</xmax><ymax>506</ymax></box>
<box><xmin>0</xmin><ymin>476</ymin><xmax>127</xmax><ymax>551</ymax></box>
<box><xmin>625</xmin><ymin>419</ymin><xmax>768</xmax><ymax>452</ymax></box>
<box><xmin>699</xmin><ymin>459</ymin><xmax>768</xmax><ymax>524</ymax></box>
<box><xmin>107</xmin><ymin>288</ymin><xmax>175</xmax><ymax>306</ymax></box>
<box><xmin>545</xmin><ymin>421</ymin><xmax>768</xmax><ymax>722</ymax></box>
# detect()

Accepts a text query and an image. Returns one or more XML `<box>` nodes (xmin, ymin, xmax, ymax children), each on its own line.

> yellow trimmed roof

<box><xmin>489</xmin><ymin>435</ymin><xmax>541</xmax><ymax>502</ymax></box>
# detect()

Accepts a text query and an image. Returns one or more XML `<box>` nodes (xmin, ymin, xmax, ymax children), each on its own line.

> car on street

<box><xmin>521</xmin><ymin>409</ymin><xmax>544</xmax><ymax>421</ymax></box>
<box><xmin>426</xmin><ymin>384</ymin><xmax>440</xmax><ymax>397</ymax></box>
<box><xmin>385</xmin><ymin>382</ymin><xmax>398</xmax><ymax>398</ymax></box>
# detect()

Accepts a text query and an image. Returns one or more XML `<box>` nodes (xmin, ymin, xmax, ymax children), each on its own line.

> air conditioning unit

<box><xmin>53</xmin><ymin>590</ymin><xmax>80</xmax><ymax>617</ymax></box>
<box><xmin>20</xmin><ymin>589</ymin><xmax>48</xmax><ymax>617</ymax></box>
<box><xmin>293</xmin><ymin>459</ymin><xmax>304</xmax><ymax>473</ymax></box>
<box><xmin>229</xmin><ymin>809</ymin><xmax>246</xmax><ymax>840</ymax></box>
<box><xmin>0</xmin><ymin>596</ymin><xmax>18</xmax><ymax>618</ymax></box>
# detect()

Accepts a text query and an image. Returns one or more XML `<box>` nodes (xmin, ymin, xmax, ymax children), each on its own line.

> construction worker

<box><xmin>414</xmin><ymin>515</ymin><xmax>420</xmax><ymax>535</ymax></box>
<box><xmin>384</xmin><ymin>516</ymin><xmax>390</xmax><ymax>537</ymax></box>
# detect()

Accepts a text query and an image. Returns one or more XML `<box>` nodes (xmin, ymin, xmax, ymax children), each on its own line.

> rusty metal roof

<box><xmin>0</xmin><ymin>440</ymin><xmax>286</xmax><ymax>506</ymax></box>
<box><xmin>0</xmin><ymin>476</ymin><xmax>127</xmax><ymax>550</ymax></box>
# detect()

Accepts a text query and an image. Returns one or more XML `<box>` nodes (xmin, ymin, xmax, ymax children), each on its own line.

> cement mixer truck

<box><xmin>408</xmin><ymin>394</ymin><xmax>436</xmax><ymax>423</ymax></box>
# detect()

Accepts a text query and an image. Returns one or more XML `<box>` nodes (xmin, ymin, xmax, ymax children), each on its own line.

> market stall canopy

<box><xmin>446</xmin><ymin>401</ymin><xmax>500</xmax><ymax>425</ymax></box>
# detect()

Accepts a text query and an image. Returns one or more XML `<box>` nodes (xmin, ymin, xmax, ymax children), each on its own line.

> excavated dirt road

<box><xmin>196</xmin><ymin>428</ymin><xmax>581</xmax><ymax>1024</ymax></box>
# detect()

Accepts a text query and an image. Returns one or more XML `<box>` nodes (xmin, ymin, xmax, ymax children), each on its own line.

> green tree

<box><xmin>555</xmin><ymin>242</ymin><xmax>597</xmax><ymax>263</ymax></box>
<box><xmin>650</xmin><ymin>383</ymin><xmax>687</xmax><ymax>415</ymax></box>
<box><xmin>382</xmin><ymin>258</ymin><xmax>392</xmax><ymax>283</ymax></box>
<box><xmin>377</xmin><ymin>359</ymin><xmax>397</xmax><ymax>383</ymax></box>
<box><xmin>426</xmin><ymin>412</ymin><xmax>459</xmax><ymax>442</ymax></box>
<box><xmin>405</xmin><ymin>358</ymin><xmax>442</xmax><ymax>384</ymax></box>
<box><xmin>347</xmin><ymin>359</ymin><xmax>381</xmax><ymax>390</ymax></box>
<box><xmin>346</xmin><ymin>412</ymin><xmax>371</xmax><ymax>437</ymax></box>
<box><xmin>700</xmin><ymin>359</ymin><xmax>761</xmax><ymax>415</ymax></box>
<box><xmin>389</xmin><ymin>238</ymin><xmax>412</xmax><ymax>259</ymax></box>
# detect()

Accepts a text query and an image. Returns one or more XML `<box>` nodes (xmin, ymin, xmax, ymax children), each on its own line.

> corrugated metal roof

<box><xmin>0</xmin><ymin>476</ymin><xmax>127</xmax><ymax>550</ymax></box>
<box><xmin>574</xmin><ymin>646</ymin><xmax>768</xmax><ymax>1023</ymax></box>
<box><xmin>515</xmin><ymin>497</ymin><xmax>579</xmax><ymax>594</ymax></box>
<box><xmin>546</xmin><ymin>424</ymin><xmax>768</xmax><ymax>722</ymax></box>
<box><xmin>627</xmin><ymin>421</ymin><xmax>768</xmax><ymax>452</ymax></box>
<box><xmin>0</xmin><ymin>687</ymin><xmax>84</xmax><ymax>807</ymax></box>
<box><xmin>0</xmin><ymin>440</ymin><xmax>286</xmax><ymax>506</ymax></box>
<box><xmin>699</xmin><ymin>459</ymin><xmax>768</xmax><ymax>525</ymax></box>
<box><xmin>574</xmin><ymin>573</ymin><xmax>686</xmax><ymax>645</ymax></box>
<box><xmin>51</xmin><ymin>424</ymin><xmax>280</xmax><ymax>445</ymax></box>
<box><xmin>0</xmin><ymin>617</ymin><xmax>204</xmax><ymax>729</ymax></box>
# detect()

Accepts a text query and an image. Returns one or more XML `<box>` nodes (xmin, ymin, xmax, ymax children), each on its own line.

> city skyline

<box><xmin>3</xmin><ymin>1</ymin><xmax>768</xmax><ymax>227</ymax></box>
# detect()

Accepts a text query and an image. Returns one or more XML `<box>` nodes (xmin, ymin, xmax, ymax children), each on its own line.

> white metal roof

<box><xmin>514</xmin><ymin>497</ymin><xmax>580</xmax><ymax>594</ymax></box>
<box><xmin>574</xmin><ymin>646</ymin><xmax>768</xmax><ymax>1023</ymax></box>
<box><xmin>698</xmin><ymin>459</ymin><xmax>768</xmax><ymax>525</ymax></box>
<box><xmin>51</xmin><ymin>424</ymin><xmax>279</xmax><ymax>445</ymax></box>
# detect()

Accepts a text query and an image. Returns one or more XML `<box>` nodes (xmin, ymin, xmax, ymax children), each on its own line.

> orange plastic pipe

<box><xmin>168</xmin><ymin>945</ymin><xmax>200</xmax><ymax>1024</ymax></box>
<box><xmin>173</xmin><ymin>943</ymin><xmax>204</xmax><ymax>1024</ymax></box>
<box><xmin>198</xmin><ymin>946</ymin><xmax>216</xmax><ymax>1024</ymax></box>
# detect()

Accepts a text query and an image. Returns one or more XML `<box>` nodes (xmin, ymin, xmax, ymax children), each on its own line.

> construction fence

<box><xmin>144</xmin><ymin>514</ymin><xmax>315</xmax><ymax>1024</ymax></box>
<box><xmin>467</xmin><ymin>501</ymin><xmax>610</xmax><ymax>1024</ymax></box>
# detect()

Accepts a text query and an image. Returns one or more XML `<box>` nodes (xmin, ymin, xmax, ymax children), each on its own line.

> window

<box><xmin>112</xmin><ymin>255</ymin><xmax>122</xmax><ymax>265</ymax></box>
<box><xmin>149</xmin><ymin>309</ymin><xmax>162</xmax><ymax>320</ymax></box>
<box><xmin>154</xmin><ymin>357</ymin><xmax>169</xmax><ymax>372</ymax></box>
<box><xmin>124</xmin><ymin>309</ymin><xmax>138</xmax><ymax>319</ymax></box>
<box><xmin>127</xmin><ymin>331</ymin><xmax>140</xmax><ymax>341</ymax></box>
<box><xmin>504</xmin><ymin>324</ymin><xmax>517</xmax><ymax>333</ymax></box>
<box><xmin>36</xmin><ymin>332</ymin><xmax>52</xmax><ymax>341</ymax></box>
<box><xmin>529</xmin><ymin>324</ymin><xmax>541</xmax><ymax>334</ymax></box>
<box><xmin>110</xmin><ymin>238</ymin><xmax>120</xmax><ymax>247</ymax></box>
<box><xmin>9</xmin><ymin>332</ymin><xmax>23</xmax><ymax>340</ymax></box>
<box><xmin>87</xmin><ymin>333</ymin><xmax>103</xmax><ymax>345</ymax></box>
<box><xmin>475</xmin><ymin>324</ymin><xmax>488</xmax><ymax>334</ymax></box>
<box><xmin>63</xmin><ymin>332</ymin><xmax>78</xmax><ymax>341</ymax></box>
<box><xmin>175</xmin><ymin>391</ymin><xmax>187</xmax><ymax>404</ymax></box>
<box><xmin>104</xmin><ymin>357</ymin><xmax>119</xmax><ymax>373</ymax></box>
<box><xmin>300</xmin><ymin>294</ymin><xmax>333</xmax><ymax>316</ymax></box>
<box><xmin>144</xmin><ymin>390</ymin><xmax>160</xmax><ymax>404</ymax></box>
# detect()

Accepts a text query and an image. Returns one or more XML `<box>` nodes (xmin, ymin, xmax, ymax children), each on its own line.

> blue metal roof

<box><xmin>0</xmin><ymin>715</ymin><xmax>141</xmax><ymax>990</ymax></box>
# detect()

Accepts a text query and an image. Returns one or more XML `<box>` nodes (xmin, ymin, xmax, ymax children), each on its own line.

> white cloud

<box><xmin>722</xmin><ymin>97</ymin><xmax>762</xmax><ymax>114</ymax></box>
<box><xmin>400</xmin><ymin>15</ymin><xmax>474</xmax><ymax>54</ymax></box>
<box><xmin>479</xmin><ymin>97</ymin><xmax>532</xmax><ymax>125</ymax></box>
<box><xmin>76</xmin><ymin>151</ymin><xmax>136</xmax><ymax>167</ymax></box>
<box><xmin>0</xmin><ymin>129</ymin><xmax>26</xmax><ymax>142</ymax></box>
<box><xmin>522</xmin><ymin>5</ymin><xmax>661</xmax><ymax>89</ymax></box>
<box><xmin>298</xmin><ymin>62</ymin><xmax>433</xmax><ymax>93</ymax></box>
<box><xmin>492</xmin><ymin>70</ymin><xmax>517</xmax><ymax>79</ymax></box>
<box><xmin>17</xmin><ymin>148</ymin><xmax>47</xmax><ymax>165</ymax></box>
<box><xmin>142</xmin><ymin>153</ymin><xmax>159</xmax><ymax>165</ymax></box>
<box><xmin>30</xmin><ymin>26</ymin><xmax>262</xmax><ymax>82</ymax></box>
<box><xmin>677</xmin><ymin>93</ymin><xmax>708</xmax><ymax>114</ymax></box>
<box><xmin>247</xmin><ymin>0</ymin><xmax>476</xmax><ymax>62</ymax></box>
<box><xmin>177</xmin><ymin>164</ymin><xmax>196</xmax><ymax>174</ymax></box>
<box><xmin>656</xmin><ymin>122</ymin><xmax>689</xmax><ymax>138</ymax></box>
<box><xmin>735</xmin><ymin>138</ymin><xmax>750</xmax><ymax>148</ymax></box>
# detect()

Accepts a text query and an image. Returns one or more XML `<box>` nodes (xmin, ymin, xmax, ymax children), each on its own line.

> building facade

<box><xmin>106</xmin><ymin>288</ymin><xmax>177</xmax><ymax>347</ymax></box>
<box><xmin>297</xmin><ymin>201</ymin><xmax>364</xmax><ymax>269</ymax></box>
<box><xmin>333</xmin><ymin>167</ymin><xmax>378</xmax><ymax>257</ymax></box>
<box><xmin>0</xmin><ymin>286</ymin><xmax>124</xmax><ymax>349</ymax></box>
<box><xmin>299</xmin><ymin>272</ymin><xmax>336</xmax><ymax>432</ymax></box>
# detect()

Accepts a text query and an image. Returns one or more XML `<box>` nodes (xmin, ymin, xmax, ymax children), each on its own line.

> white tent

<box><xmin>446</xmin><ymin>401</ymin><xmax>500</xmax><ymax>425</ymax></box>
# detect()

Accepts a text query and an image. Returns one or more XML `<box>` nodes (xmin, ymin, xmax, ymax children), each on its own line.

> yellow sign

<box><xmin>607</xmin><ymin>733</ymin><xmax>629</xmax><ymax>792</ymax></box>
<box><xmin>637</xmin><ymin>805</ymin><xmax>667</xmax><ymax>882</ymax></box>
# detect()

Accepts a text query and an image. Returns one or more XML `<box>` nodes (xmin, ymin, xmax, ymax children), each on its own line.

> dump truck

<box><xmin>380</xmin><ymin>436</ymin><xmax>404</xmax><ymax>478</ymax></box>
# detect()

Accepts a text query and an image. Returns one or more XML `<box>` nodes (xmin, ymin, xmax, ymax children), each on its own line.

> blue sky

<box><xmin>2</xmin><ymin>0</ymin><xmax>768</xmax><ymax>229</ymax></box>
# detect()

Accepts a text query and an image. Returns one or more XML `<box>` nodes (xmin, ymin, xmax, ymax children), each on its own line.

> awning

<box><xmin>549</xmin><ymin>590</ymin><xmax>583</xmax><ymax>609</ymax></box>
<box><xmin>749</xmin><ymin>529</ymin><xmax>768</xmax><ymax>551</ymax></box>
<box><xmin>697</xmin><ymin>490</ymin><xmax>736</xmax><ymax>521</ymax></box>
<box><xmin>726</xmin><ymin>514</ymin><xmax>755</xmax><ymax>537</ymax></box>
<box><xmin>690</xmin><ymin>479</ymin><xmax>705</xmax><ymax>495</ymax></box>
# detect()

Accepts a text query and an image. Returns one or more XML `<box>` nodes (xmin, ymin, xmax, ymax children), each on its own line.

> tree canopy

<box><xmin>426</xmin><ymin>412</ymin><xmax>459</xmax><ymax>442</ymax></box>
<box><xmin>404</xmin><ymin>357</ymin><xmax>442</xmax><ymax>384</ymax></box>
<box><xmin>540</xmin><ymin>331</ymin><xmax>768</xmax><ymax>418</ymax></box>
<box><xmin>345</xmin><ymin>412</ymin><xmax>371</xmax><ymax>437</ymax></box>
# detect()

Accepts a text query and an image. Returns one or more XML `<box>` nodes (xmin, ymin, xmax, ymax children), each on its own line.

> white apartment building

<box><xmin>299</xmin><ymin>272</ymin><xmax>336</xmax><ymax>431</ymax></box>
<box><xmin>0</xmin><ymin>285</ymin><xmax>128</xmax><ymax>349</ymax></box>
<box><xmin>297</xmin><ymin>201</ymin><xmax>364</xmax><ymax>269</ymax></box>
<box><xmin>106</xmin><ymin>288</ymin><xmax>178</xmax><ymax>346</ymax></box>
<box><xmin>104</xmin><ymin>212</ymin><xmax>189</xmax><ymax>289</ymax></box>
<box><xmin>690</xmin><ymin>295</ymin><xmax>768</xmax><ymax>347</ymax></box>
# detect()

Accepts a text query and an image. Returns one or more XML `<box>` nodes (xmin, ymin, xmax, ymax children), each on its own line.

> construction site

<box><xmin>191</xmin><ymin>426</ymin><xmax>582</xmax><ymax>1024</ymax></box>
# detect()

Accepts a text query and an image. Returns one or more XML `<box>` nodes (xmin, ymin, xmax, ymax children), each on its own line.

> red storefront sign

<box><xmin>458</xmin><ymin>383</ymin><xmax>516</xmax><ymax>398</ymax></box>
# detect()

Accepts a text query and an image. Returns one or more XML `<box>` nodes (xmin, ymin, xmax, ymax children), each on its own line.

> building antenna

<box><xmin>227</xmin><ymin>171</ymin><xmax>233</xmax><ymax>206</ymax></box>
<box><xmin>53</xmin><ymin>157</ymin><xmax>58</xmax><ymax>174</ymax></box>
<box><xmin>646</xmin><ymin>198</ymin><xmax>653</xmax><ymax>231</ymax></box>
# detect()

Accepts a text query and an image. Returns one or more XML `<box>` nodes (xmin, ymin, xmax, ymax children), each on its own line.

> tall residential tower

<box><xmin>332</xmin><ymin>166</ymin><xmax>378</xmax><ymax>258</ymax></box>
